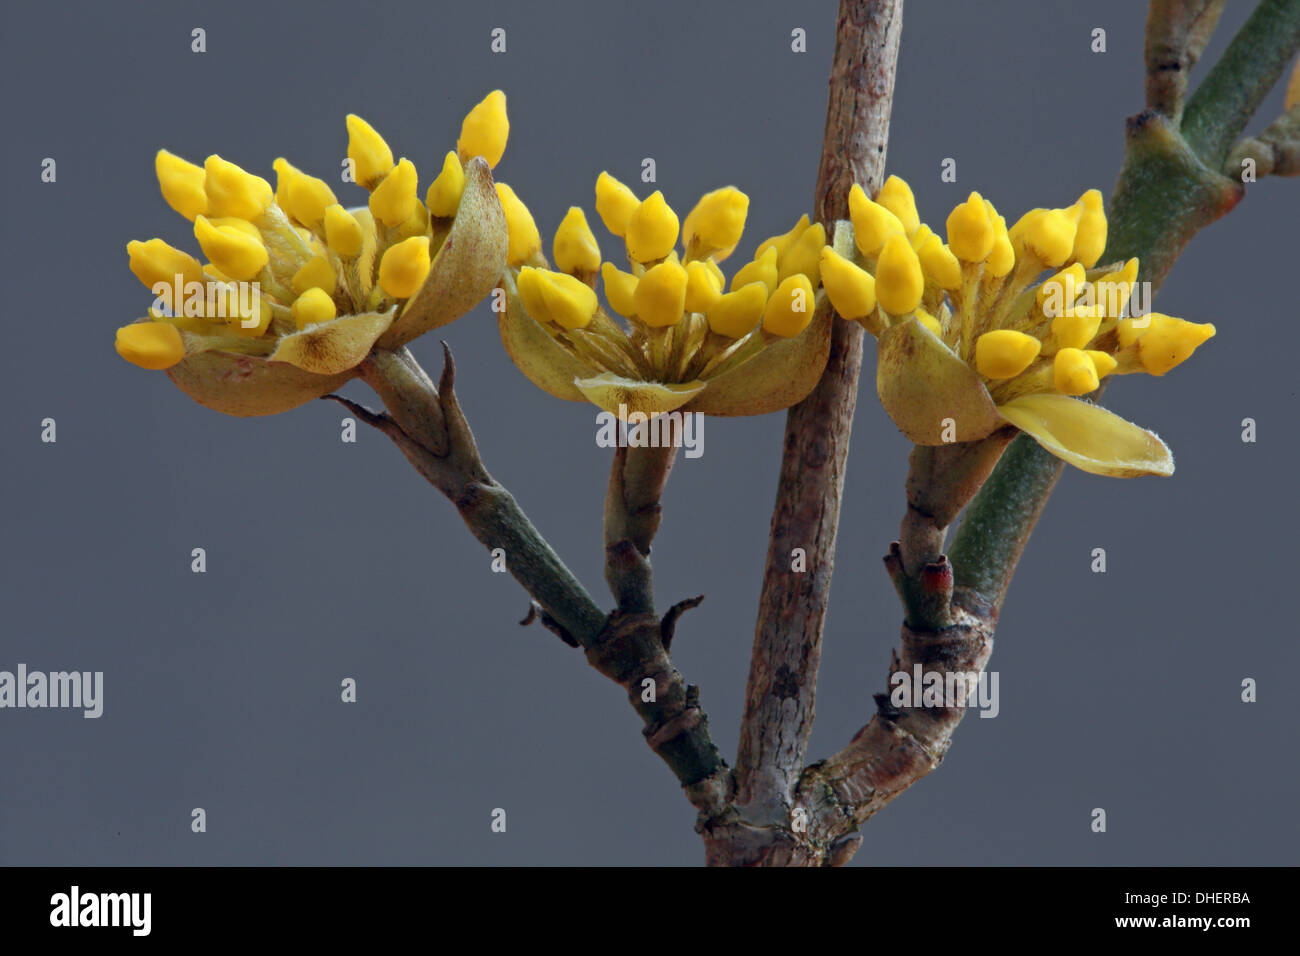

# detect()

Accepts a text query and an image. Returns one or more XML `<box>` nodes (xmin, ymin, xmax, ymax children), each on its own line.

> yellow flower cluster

<box><xmin>820</xmin><ymin>176</ymin><xmax>1216</xmax><ymax>475</ymax></box>
<box><xmin>115</xmin><ymin>92</ymin><xmax>511</xmax><ymax>416</ymax></box>
<box><xmin>498</xmin><ymin>174</ymin><xmax>834</xmax><ymax>418</ymax></box>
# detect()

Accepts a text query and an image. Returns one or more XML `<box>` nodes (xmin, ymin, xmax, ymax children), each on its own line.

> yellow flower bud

<box><xmin>517</xmin><ymin>266</ymin><xmax>598</xmax><ymax>331</ymax></box>
<box><xmin>218</xmin><ymin>288</ymin><xmax>273</xmax><ymax>337</ymax></box>
<box><xmin>975</xmin><ymin>329</ymin><xmax>1041</xmax><ymax>378</ymax></box>
<box><xmin>202</xmin><ymin>155</ymin><xmax>273</xmax><ymax>220</ymax></box>
<box><xmin>346</xmin><ymin>114</ymin><xmax>394</xmax><ymax>188</ymax></box>
<box><xmin>290</xmin><ymin>287</ymin><xmax>338</xmax><ymax>329</ymax></box>
<box><xmin>595</xmin><ymin>172</ymin><xmax>640</xmax><ymax>237</ymax></box>
<box><xmin>1135</xmin><ymin>315</ymin><xmax>1216</xmax><ymax>375</ymax></box>
<box><xmin>1016</xmin><ymin>207</ymin><xmax>1079</xmax><ymax>267</ymax></box>
<box><xmin>755</xmin><ymin>214</ymin><xmax>811</xmax><ymax>261</ymax></box>
<box><xmin>457</xmin><ymin>90</ymin><xmax>509</xmax><ymax>169</ymax></box>
<box><xmin>553</xmin><ymin>206</ymin><xmax>601</xmax><ymax>275</ymax></box>
<box><xmin>323</xmin><ymin>204</ymin><xmax>364</xmax><ymax>258</ymax></box>
<box><xmin>425</xmin><ymin>151</ymin><xmax>465</xmax><ymax>218</ymax></box>
<box><xmin>683</xmin><ymin>186</ymin><xmax>749</xmax><ymax>254</ymax></box>
<box><xmin>730</xmin><ymin>246</ymin><xmax>778</xmax><ymax>294</ymax></box>
<box><xmin>777</xmin><ymin>221</ymin><xmax>826</xmax><ymax>286</ymax></box>
<box><xmin>291</xmin><ymin>256</ymin><xmax>338</xmax><ymax>296</ymax></box>
<box><xmin>1051</xmin><ymin>306</ymin><xmax>1102</xmax><ymax>350</ymax></box>
<box><xmin>495</xmin><ymin>182</ymin><xmax>541</xmax><ymax>266</ymax></box>
<box><xmin>272</xmin><ymin>157</ymin><xmax>301</xmax><ymax>209</ymax></box>
<box><xmin>706</xmin><ymin>281</ymin><xmax>767</xmax><ymax>338</ymax></box>
<box><xmin>127</xmin><ymin>238</ymin><xmax>204</xmax><ymax>291</ymax></box>
<box><xmin>194</xmin><ymin>215</ymin><xmax>268</xmax><ymax>281</ymax></box>
<box><xmin>876</xmin><ymin>175</ymin><xmax>920</xmax><ymax>235</ymax></box>
<box><xmin>1037</xmin><ymin>263</ymin><xmax>1087</xmax><ymax>314</ymax></box>
<box><xmin>1072</xmin><ymin>189</ymin><xmax>1107</xmax><ymax>268</ymax></box>
<box><xmin>684</xmin><ymin>260</ymin><xmax>723</xmax><ymax>313</ymax></box>
<box><xmin>1053</xmin><ymin>347</ymin><xmax>1100</xmax><ymax>395</ymax></box>
<box><xmin>819</xmin><ymin>246</ymin><xmax>876</xmax><ymax>319</ymax></box>
<box><xmin>1086</xmin><ymin>350</ymin><xmax>1118</xmax><ymax>378</ymax></box>
<box><xmin>115</xmin><ymin>322</ymin><xmax>185</xmax><ymax>370</ymax></box>
<box><xmin>915</xmin><ymin>234</ymin><xmax>962</xmax><ymax>290</ymax></box>
<box><xmin>155</xmin><ymin>149</ymin><xmax>208</xmax><ymax>221</ymax></box>
<box><xmin>633</xmin><ymin>260</ymin><xmax>688</xmax><ymax>327</ymax></box>
<box><xmin>369</xmin><ymin>158</ymin><xmax>418</xmax><ymax>228</ymax></box>
<box><xmin>986</xmin><ymin>208</ymin><xmax>1015</xmax><ymax>277</ymax></box>
<box><xmin>946</xmin><ymin>191</ymin><xmax>994</xmax><ymax>262</ymax></box>
<box><xmin>625</xmin><ymin>190</ymin><xmax>680</xmax><ymax>262</ymax></box>
<box><xmin>1094</xmin><ymin>258</ymin><xmax>1139</xmax><ymax>317</ymax></box>
<box><xmin>914</xmin><ymin>309</ymin><xmax>944</xmax><ymax>339</ymax></box>
<box><xmin>601</xmin><ymin>262</ymin><xmax>640</xmax><ymax>317</ymax></box>
<box><xmin>378</xmin><ymin>235</ymin><xmax>431</xmax><ymax>299</ymax></box>
<box><xmin>875</xmin><ymin>235</ymin><xmax>924</xmax><ymax>315</ymax></box>
<box><xmin>762</xmin><ymin>274</ymin><xmax>816</xmax><ymax>338</ymax></box>
<box><xmin>848</xmin><ymin>183</ymin><xmax>905</xmax><ymax>256</ymax></box>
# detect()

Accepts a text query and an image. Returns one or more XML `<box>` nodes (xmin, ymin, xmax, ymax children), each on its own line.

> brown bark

<box><xmin>731</xmin><ymin>0</ymin><xmax>903</xmax><ymax>828</ymax></box>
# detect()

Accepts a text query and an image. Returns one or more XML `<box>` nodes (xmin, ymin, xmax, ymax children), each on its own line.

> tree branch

<box><xmin>604</xmin><ymin>439</ymin><xmax>678</xmax><ymax>614</ymax></box>
<box><xmin>729</xmin><ymin>0</ymin><xmax>903</xmax><ymax>833</ymax></box>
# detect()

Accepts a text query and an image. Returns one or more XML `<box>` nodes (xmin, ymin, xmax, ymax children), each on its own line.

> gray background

<box><xmin>2</xmin><ymin>0</ymin><xmax>1295</xmax><ymax>866</ymax></box>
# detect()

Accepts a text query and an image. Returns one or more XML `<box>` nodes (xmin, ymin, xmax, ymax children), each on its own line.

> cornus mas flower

<box><xmin>498</xmin><ymin>173</ymin><xmax>834</xmax><ymax>418</ymax></box>
<box><xmin>820</xmin><ymin>176</ymin><xmax>1216</xmax><ymax>476</ymax></box>
<box><xmin>114</xmin><ymin>91</ymin><xmax>510</xmax><ymax>416</ymax></box>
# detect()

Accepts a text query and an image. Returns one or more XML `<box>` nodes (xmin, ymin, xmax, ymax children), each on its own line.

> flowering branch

<box><xmin>950</xmin><ymin>0</ymin><xmax>1299</xmax><ymax>611</ymax></box>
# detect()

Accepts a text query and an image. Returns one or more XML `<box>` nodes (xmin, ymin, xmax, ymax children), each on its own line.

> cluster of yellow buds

<box><xmin>497</xmin><ymin>173</ymin><xmax>837</xmax><ymax>418</ymax></box>
<box><xmin>114</xmin><ymin>92</ymin><xmax>511</xmax><ymax>416</ymax></box>
<box><xmin>819</xmin><ymin>176</ymin><xmax>1216</xmax><ymax>476</ymax></box>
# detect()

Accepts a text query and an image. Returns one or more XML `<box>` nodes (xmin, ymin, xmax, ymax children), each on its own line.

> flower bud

<box><xmin>1051</xmin><ymin>307</ymin><xmax>1102</xmax><ymax>350</ymax></box>
<box><xmin>600</xmin><ymin>262</ymin><xmax>639</xmax><ymax>317</ymax></box>
<box><xmin>625</xmin><ymin>190</ymin><xmax>680</xmax><ymax>262</ymax></box>
<box><xmin>425</xmin><ymin>151</ymin><xmax>465</xmax><ymax>218</ymax></box>
<box><xmin>370</xmin><ymin>158</ymin><xmax>418</xmax><ymax>227</ymax></box>
<box><xmin>1014</xmin><ymin>207</ymin><xmax>1080</xmax><ymax>267</ymax></box>
<box><xmin>946</xmin><ymin>191</ymin><xmax>994</xmax><ymax>262</ymax></box>
<box><xmin>1054</xmin><ymin>347</ymin><xmax>1100</xmax><ymax>395</ymax></box>
<box><xmin>986</xmin><ymin>207</ymin><xmax>1015</xmax><ymax>277</ymax></box>
<box><xmin>684</xmin><ymin>260</ymin><xmax>723</xmax><ymax>313</ymax></box>
<box><xmin>457</xmin><ymin>90</ymin><xmax>509</xmax><ymax>169</ymax></box>
<box><xmin>155</xmin><ymin>150</ymin><xmax>208</xmax><ymax>221</ymax></box>
<box><xmin>706</xmin><ymin>281</ymin><xmax>767</xmax><ymax>338</ymax></box>
<box><xmin>553</xmin><ymin>206</ymin><xmax>601</xmax><ymax>275</ymax></box>
<box><xmin>818</xmin><ymin>246</ymin><xmax>876</xmax><ymax>319</ymax></box>
<box><xmin>1132</xmin><ymin>314</ymin><xmax>1216</xmax><ymax>375</ymax></box>
<box><xmin>518</xmin><ymin>266</ymin><xmax>598</xmax><ymax>331</ymax></box>
<box><xmin>1072</xmin><ymin>189</ymin><xmax>1107</xmax><ymax>267</ymax></box>
<box><xmin>116</xmin><ymin>321</ymin><xmax>186</xmax><ymax>370</ymax></box>
<box><xmin>755</xmin><ymin>214</ymin><xmax>811</xmax><ymax>261</ymax></box>
<box><xmin>914</xmin><ymin>309</ymin><xmax>944</xmax><ymax>339</ymax></box>
<box><xmin>874</xmin><ymin>235</ymin><xmax>924</xmax><ymax>315</ymax></box>
<box><xmin>915</xmin><ymin>233</ymin><xmax>962</xmax><ymax>290</ymax></box>
<box><xmin>876</xmin><ymin>175</ymin><xmax>920</xmax><ymax>235</ymax></box>
<box><xmin>203</xmin><ymin>155</ymin><xmax>273</xmax><ymax>220</ymax></box>
<box><xmin>194</xmin><ymin>215</ymin><xmax>268</xmax><ymax>281</ymax></box>
<box><xmin>777</xmin><ymin>221</ymin><xmax>826</xmax><ymax>286</ymax></box>
<box><xmin>595</xmin><ymin>172</ymin><xmax>639</xmax><ymax>236</ymax></box>
<box><xmin>975</xmin><ymin>329</ymin><xmax>1041</xmax><ymax>378</ymax></box>
<box><xmin>127</xmin><ymin>238</ymin><xmax>204</xmax><ymax>291</ymax></box>
<box><xmin>291</xmin><ymin>256</ymin><xmax>338</xmax><ymax>296</ymax></box>
<box><xmin>1086</xmin><ymin>349</ymin><xmax>1118</xmax><ymax>378</ymax></box>
<box><xmin>495</xmin><ymin>182</ymin><xmax>541</xmax><ymax>266</ymax></box>
<box><xmin>346</xmin><ymin>114</ymin><xmax>394</xmax><ymax>188</ymax></box>
<box><xmin>848</xmin><ymin>184</ymin><xmax>905</xmax><ymax>256</ymax></box>
<box><xmin>323</xmin><ymin>204</ymin><xmax>364</xmax><ymax>258</ymax></box>
<box><xmin>762</xmin><ymin>274</ymin><xmax>815</xmax><ymax>338</ymax></box>
<box><xmin>730</xmin><ymin>245</ymin><xmax>778</xmax><ymax>295</ymax></box>
<box><xmin>633</xmin><ymin>260</ymin><xmax>688</xmax><ymax>327</ymax></box>
<box><xmin>291</xmin><ymin>287</ymin><xmax>338</xmax><ymax>329</ymax></box>
<box><xmin>378</xmin><ymin>235</ymin><xmax>431</xmax><ymax>298</ymax></box>
<box><xmin>282</xmin><ymin>170</ymin><xmax>338</xmax><ymax>228</ymax></box>
<box><xmin>683</xmin><ymin>186</ymin><xmax>749</xmax><ymax>255</ymax></box>
<box><xmin>1036</xmin><ymin>263</ymin><xmax>1087</xmax><ymax>314</ymax></box>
